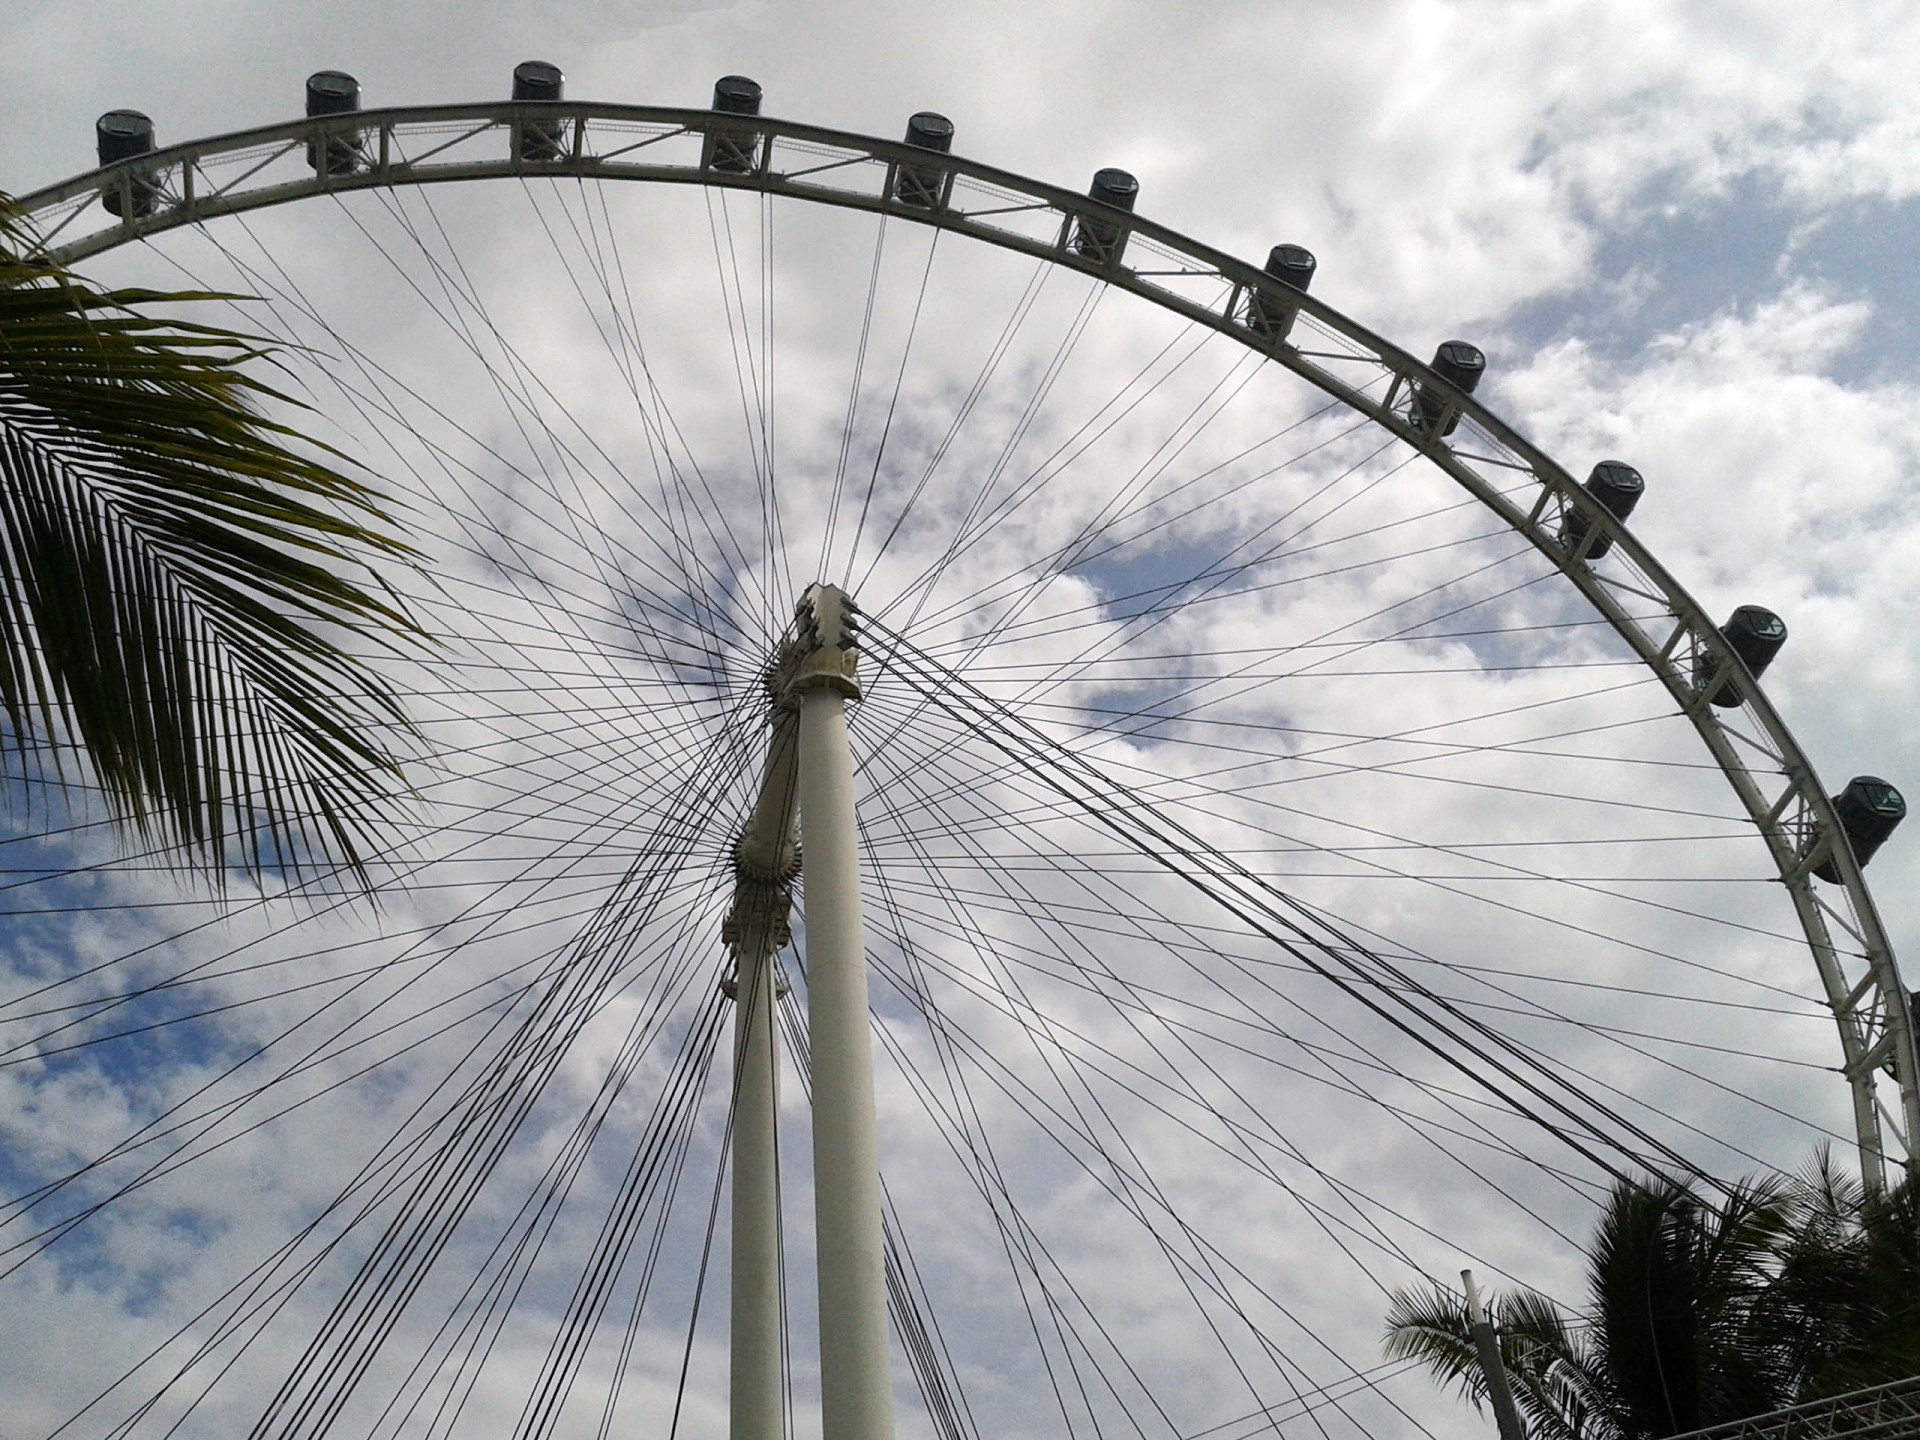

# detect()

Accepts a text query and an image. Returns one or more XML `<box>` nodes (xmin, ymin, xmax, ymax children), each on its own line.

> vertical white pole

<box><xmin>728</xmin><ymin>692</ymin><xmax>800</xmax><ymax>1440</ymax></box>
<box><xmin>729</xmin><ymin>941</ymin><xmax>784</xmax><ymax>1440</ymax></box>
<box><xmin>796</xmin><ymin>680</ymin><xmax>896</xmax><ymax>1440</ymax></box>
<box><xmin>1463</xmin><ymin>1270</ymin><xmax>1528</xmax><ymax>1440</ymax></box>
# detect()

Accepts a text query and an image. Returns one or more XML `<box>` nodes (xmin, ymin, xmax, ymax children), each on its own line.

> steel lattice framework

<box><xmin>1666</xmin><ymin>1374</ymin><xmax>1920</xmax><ymax>1440</ymax></box>
<box><xmin>12</xmin><ymin>96</ymin><xmax>1916</xmax><ymax>1187</ymax></box>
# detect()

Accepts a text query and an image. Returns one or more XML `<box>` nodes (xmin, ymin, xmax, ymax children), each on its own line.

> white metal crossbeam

<box><xmin>1664</xmin><ymin>1374</ymin><xmax>1920</xmax><ymax>1440</ymax></box>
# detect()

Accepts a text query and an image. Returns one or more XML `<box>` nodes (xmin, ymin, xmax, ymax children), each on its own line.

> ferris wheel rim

<box><xmin>8</xmin><ymin>93</ymin><xmax>1913</xmax><ymax>1186</ymax></box>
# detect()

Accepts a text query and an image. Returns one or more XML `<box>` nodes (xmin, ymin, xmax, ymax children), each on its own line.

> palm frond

<box><xmin>1</xmin><ymin>194</ymin><xmax>422</xmax><ymax>882</ymax></box>
<box><xmin>1385</xmin><ymin>1280</ymin><xmax>1604</xmax><ymax>1440</ymax></box>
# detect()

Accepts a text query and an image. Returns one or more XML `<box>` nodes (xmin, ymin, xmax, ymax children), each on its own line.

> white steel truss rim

<box><xmin>12</xmin><ymin>97</ymin><xmax>1913</xmax><ymax>1182</ymax></box>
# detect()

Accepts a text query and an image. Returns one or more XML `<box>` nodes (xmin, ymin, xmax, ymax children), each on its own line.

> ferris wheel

<box><xmin>2</xmin><ymin>65</ymin><xmax>1914</xmax><ymax>1440</ymax></box>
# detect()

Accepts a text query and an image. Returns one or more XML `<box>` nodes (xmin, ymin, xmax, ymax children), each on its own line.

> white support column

<box><xmin>727</xmin><ymin>691</ymin><xmax>802</xmax><ymax>1440</ymax></box>
<box><xmin>729</xmin><ymin>937</ymin><xmax>784</xmax><ymax>1440</ymax></box>
<box><xmin>790</xmin><ymin>585</ymin><xmax>895</xmax><ymax>1440</ymax></box>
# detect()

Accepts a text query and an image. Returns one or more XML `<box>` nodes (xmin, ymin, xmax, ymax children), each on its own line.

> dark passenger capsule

<box><xmin>894</xmin><ymin>111</ymin><xmax>955</xmax><ymax>209</ymax></box>
<box><xmin>1410</xmin><ymin>340</ymin><xmax>1485</xmax><ymax>438</ymax></box>
<box><xmin>96</xmin><ymin>110</ymin><xmax>158</xmax><ymax>218</ymax></box>
<box><xmin>1246</xmin><ymin>244</ymin><xmax>1317</xmax><ymax>342</ymax></box>
<box><xmin>1813</xmin><ymin>776</ymin><xmax>1905</xmax><ymax>883</ymax></box>
<box><xmin>705</xmin><ymin>76</ymin><xmax>764</xmax><ymax>174</ymax></box>
<box><xmin>1697</xmin><ymin>605</ymin><xmax>1787</xmax><ymax>707</ymax></box>
<box><xmin>305</xmin><ymin>71</ymin><xmax>364</xmax><ymax>176</ymax></box>
<box><xmin>1072</xmin><ymin>167</ymin><xmax>1139</xmax><ymax>264</ymax></box>
<box><xmin>1559</xmin><ymin>460</ymin><xmax>1644</xmax><ymax>560</ymax></box>
<box><xmin>512</xmin><ymin>61</ymin><xmax>568</xmax><ymax>162</ymax></box>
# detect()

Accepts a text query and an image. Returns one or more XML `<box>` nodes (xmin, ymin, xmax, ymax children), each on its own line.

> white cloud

<box><xmin>4</xmin><ymin>4</ymin><xmax>1918</xmax><ymax>1439</ymax></box>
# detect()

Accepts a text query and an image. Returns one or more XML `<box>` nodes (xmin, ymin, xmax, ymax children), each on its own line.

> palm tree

<box><xmin>1385</xmin><ymin>1172</ymin><xmax>1799</xmax><ymax>1439</ymax></box>
<box><xmin>1382</xmin><ymin>1283</ymin><xmax>1601</xmax><ymax>1440</ymax></box>
<box><xmin>1</xmin><ymin>195</ymin><xmax>419</xmax><ymax>881</ymax></box>
<box><xmin>1762</xmin><ymin>1149</ymin><xmax>1920</xmax><ymax>1399</ymax></box>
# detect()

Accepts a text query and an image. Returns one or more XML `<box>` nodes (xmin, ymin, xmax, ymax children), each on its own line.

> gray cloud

<box><xmin>3</xmin><ymin>5</ymin><xmax>1917</xmax><ymax>1440</ymax></box>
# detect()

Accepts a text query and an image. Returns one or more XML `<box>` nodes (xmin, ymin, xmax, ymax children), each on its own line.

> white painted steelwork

<box><xmin>12</xmin><ymin>96</ymin><xmax>1912</xmax><ymax>1185</ymax></box>
<box><xmin>726</xmin><ymin>942</ymin><xmax>784</xmax><ymax>1440</ymax></box>
<box><xmin>722</xmin><ymin>692</ymin><xmax>803</xmax><ymax>1440</ymax></box>
<box><xmin>1664</xmin><ymin>1373</ymin><xmax>1920</xmax><ymax>1440</ymax></box>
<box><xmin>721</xmin><ymin>660</ymin><xmax>806</xmax><ymax>1436</ymax></box>
<box><xmin>788</xmin><ymin>586</ymin><xmax>893</xmax><ymax>1440</ymax></box>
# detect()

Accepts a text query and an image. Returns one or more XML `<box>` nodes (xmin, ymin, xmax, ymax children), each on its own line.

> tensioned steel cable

<box><xmin>890</xmin><ymin>706</ymin><xmax>1751</xmax><ymax>1198</ymax></box>
<box><xmin>853</xmin><ymin>685</ymin><xmax>1414</xmax><ymax>1425</ymax></box>
<box><xmin>854</xmin><ymin>543</ymin><xmax>1810</xmax><ymax>1027</ymax></box>
<box><xmin>0</xmin><ymin>679</ymin><xmax>754</xmax><ymax>1255</ymax></box>
<box><xmin>895</xmin><ymin>340</ymin><xmax>1287</xmax><ymax>671</ymax></box>
<box><xmin>811</xmin><ymin>664</ymin><xmax>1834</xmax><ymax>1215</ymax></box>
<box><xmin>841</xmin><ymin>223</ymin><xmax>943</xmax><ymax>588</ymax></box>
<box><xmin>885</xmin><ymin>277</ymin><xmax>1113</xmax><ymax>637</ymax></box>
<box><xmin>0</xmin><ymin>693</ymin><xmax>735</xmax><ymax>1065</ymax></box>
<box><xmin>325</xmin><ymin>880</ymin><xmax>728</xmax><ymax>1440</ymax></box>
<box><xmin>820</xmin><ymin>206</ymin><xmax>890</xmax><ymax>572</ymax></box>
<box><xmin>853</xmin><ymin>658</ymin><xmax>1703</xmax><ymax>1194</ymax></box>
<box><xmin>429</xmin><ymin>980</ymin><xmax>729</xmax><ymax>1440</ymax></box>
<box><xmin>204</xmin><ymin>193</ymin><xmax>759</xmax><ymax>675</ymax></box>
<box><xmin>850</xmin><ymin>780</ymin><xmax>1143</xmax><ymax>1438</ymax></box>
<box><xmin>849</xmin><ymin>665</ymin><xmax>1816</xmax><ymax>1058</ymax></box>
<box><xmin>52</xmin><ymin>873</ymin><xmax>723</xmax><ymax>1440</ymax></box>
<box><xmin>888</xmin><ymin>360</ymin><xmax>1398</xmax><ymax>647</ymax></box>
<box><xmin>349</xmin><ymin>180</ymin><xmax>756</xmax><ymax>671</ymax></box>
<box><xmin>849</xmin><ymin>254</ymin><xmax>1059</xmax><ymax>600</ymax></box>
<box><xmin>9</xmin><ymin>189</ymin><xmax>848</xmax><ymax>1436</ymax></box>
<box><xmin>865</xmin><ymin>620</ymin><xmax>1714</xmax><ymax>1192</ymax></box>
<box><xmin>856</xmin><ymin>702</ymin><xmax>1827</xmax><ymax>1090</ymax></box>
<box><xmin>855</xmin><ymin>760</ymin><xmax>1395</xmax><ymax>1440</ymax></box>
<box><xmin>774</xmin><ymin>985</ymin><xmax>1012</xmax><ymax>1440</ymax></box>
<box><xmin>514</xmin><ymin>178</ymin><xmax>763</xmax><ymax>667</ymax></box>
<box><xmin>10</xmin><ymin>146</ymin><xmax>1849</xmax><ymax>1440</ymax></box>
<box><xmin>855</xmin><ymin>733</ymin><xmax>1444</xmax><ymax>1279</ymax></box>
<box><xmin>852</xmin><ymin>726</ymin><xmax>1480</xmax><ymax>1434</ymax></box>
<box><xmin>242</xmin><ymin>714</ymin><xmax>756</xmax><ymax>1440</ymax></box>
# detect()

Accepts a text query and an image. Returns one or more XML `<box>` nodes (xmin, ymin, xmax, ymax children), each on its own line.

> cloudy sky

<box><xmin>4</xmin><ymin>3</ymin><xmax>1920</xmax><ymax>1439</ymax></box>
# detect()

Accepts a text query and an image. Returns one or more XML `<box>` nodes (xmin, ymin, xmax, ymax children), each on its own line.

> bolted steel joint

<box><xmin>785</xmin><ymin>646</ymin><xmax>861</xmax><ymax>701</ymax></box>
<box><xmin>782</xmin><ymin>582</ymin><xmax>863</xmax><ymax>702</ymax></box>
<box><xmin>722</xmin><ymin>875</ymin><xmax>794</xmax><ymax>959</ymax></box>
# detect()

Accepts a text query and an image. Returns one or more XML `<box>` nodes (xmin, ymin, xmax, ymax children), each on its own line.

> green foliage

<box><xmin>1385</xmin><ymin>1283</ymin><xmax>1598</xmax><ymax>1439</ymax></box>
<box><xmin>1386</xmin><ymin>1159</ymin><xmax>1920</xmax><ymax>1439</ymax></box>
<box><xmin>0</xmin><ymin>195</ymin><xmax>421</xmax><ymax>881</ymax></box>
<box><xmin>1585</xmin><ymin>1174</ymin><xmax>1793</xmax><ymax>1435</ymax></box>
<box><xmin>1763</xmin><ymin>1149</ymin><xmax>1920</xmax><ymax>1398</ymax></box>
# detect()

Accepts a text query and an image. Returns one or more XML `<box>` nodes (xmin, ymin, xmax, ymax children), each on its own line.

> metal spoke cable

<box><xmin>866</xmin><ymin>623</ymin><xmax>1717</xmax><ymax>1190</ymax></box>
<box><xmin>853</xmin><ymin>758</ymin><xmax>1429</xmax><ymax>1440</ymax></box>
<box><xmin>240</xmin><ymin>722</ymin><xmax>755</xmax><ymax>1440</ymax></box>
<box><xmin>842</xmin><ymin>223</ymin><xmax>942</xmax><ymax>587</ymax></box>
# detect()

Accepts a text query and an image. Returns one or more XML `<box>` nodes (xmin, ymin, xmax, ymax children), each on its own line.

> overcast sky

<box><xmin>4</xmin><ymin>4</ymin><xmax>1920</xmax><ymax>1440</ymax></box>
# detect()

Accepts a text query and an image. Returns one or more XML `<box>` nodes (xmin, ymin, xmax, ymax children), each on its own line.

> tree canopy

<box><xmin>1385</xmin><ymin>1155</ymin><xmax>1920</xmax><ymax>1439</ymax></box>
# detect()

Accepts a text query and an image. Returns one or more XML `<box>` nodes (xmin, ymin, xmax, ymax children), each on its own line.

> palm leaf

<box><xmin>1</xmin><ymin>194</ymin><xmax>422</xmax><ymax>881</ymax></box>
<box><xmin>1385</xmin><ymin>1280</ymin><xmax>1606</xmax><ymax>1440</ymax></box>
<box><xmin>1588</xmin><ymin>1172</ymin><xmax>1797</xmax><ymax>1436</ymax></box>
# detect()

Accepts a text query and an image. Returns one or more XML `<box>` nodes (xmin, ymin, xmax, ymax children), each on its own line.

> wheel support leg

<box><xmin>793</xmin><ymin>590</ymin><xmax>894</xmax><ymax>1440</ymax></box>
<box><xmin>729</xmin><ymin>939</ymin><xmax>785</xmax><ymax>1440</ymax></box>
